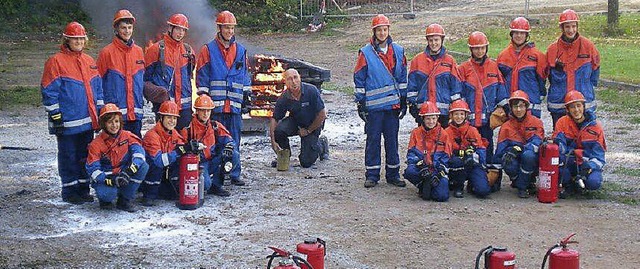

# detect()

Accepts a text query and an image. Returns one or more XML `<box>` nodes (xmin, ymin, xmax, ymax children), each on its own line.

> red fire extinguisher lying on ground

<box><xmin>475</xmin><ymin>246</ymin><xmax>517</xmax><ymax>269</ymax></box>
<box><xmin>538</xmin><ymin>139</ymin><xmax>560</xmax><ymax>203</ymax></box>
<box><xmin>541</xmin><ymin>233</ymin><xmax>580</xmax><ymax>269</ymax></box>
<box><xmin>267</xmin><ymin>238</ymin><xmax>326</xmax><ymax>269</ymax></box>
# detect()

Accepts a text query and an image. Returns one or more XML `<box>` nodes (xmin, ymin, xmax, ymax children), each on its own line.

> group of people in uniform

<box><xmin>355</xmin><ymin>10</ymin><xmax>606</xmax><ymax>201</ymax></box>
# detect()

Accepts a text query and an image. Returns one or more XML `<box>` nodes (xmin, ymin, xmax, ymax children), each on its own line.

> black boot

<box><xmin>99</xmin><ymin>201</ymin><xmax>114</xmax><ymax>210</ymax></box>
<box><xmin>116</xmin><ymin>197</ymin><xmax>137</xmax><ymax>213</ymax></box>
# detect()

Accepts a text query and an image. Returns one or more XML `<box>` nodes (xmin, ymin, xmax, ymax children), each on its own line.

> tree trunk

<box><xmin>607</xmin><ymin>0</ymin><xmax>619</xmax><ymax>34</ymax></box>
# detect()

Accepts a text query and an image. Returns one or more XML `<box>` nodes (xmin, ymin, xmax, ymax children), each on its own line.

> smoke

<box><xmin>80</xmin><ymin>0</ymin><xmax>219</xmax><ymax>50</ymax></box>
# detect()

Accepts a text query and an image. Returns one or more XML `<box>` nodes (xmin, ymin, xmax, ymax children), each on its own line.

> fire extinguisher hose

<box><xmin>475</xmin><ymin>246</ymin><xmax>493</xmax><ymax>269</ymax></box>
<box><xmin>540</xmin><ymin>244</ymin><xmax>560</xmax><ymax>269</ymax></box>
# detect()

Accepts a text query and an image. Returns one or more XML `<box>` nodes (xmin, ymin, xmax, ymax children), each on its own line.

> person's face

<box><xmin>104</xmin><ymin>115</ymin><xmax>121</xmax><ymax>135</ymax></box>
<box><xmin>427</xmin><ymin>36</ymin><xmax>442</xmax><ymax>53</ymax></box>
<box><xmin>423</xmin><ymin>115</ymin><xmax>438</xmax><ymax>129</ymax></box>
<box><xmin>161</xmin><ymin>115</ymin><xmax>178</xmax><ymax>130</ymax></box>
<box><xmin>511</xmin><ymin>31</ymin><xmax>527</xmax><ymax>45</ymax></box>
<box><xmin>196</xmin><ymin>108</ymin><xmax>211</xmax><ymax>123</ymax></box>
<box><xmin>451</xmin><ymin>111</ymin><xmax>467</xmax><ymax>125</ymax></box>
<box><xmin>284</xmin><ymin>69</ymin><xmax>302</xmax><ymax>94</ymax></box>
<box><xmin>67</xmin><ymin>37</ymin><xmax>85</xmax><ymax>52</ymax></box>
<box><xmin>561</xmin><ymin>22</ymin><xmax>578</xmax><ymax>39</ymax></box>
<box><xmin>116</xmin><ymin>22</ymin><xmax>134</xmax><ymax>41</ymax></box>
<box><xmin>374</xmin><ymin>26</ymin><xmax>389</xmax><ymax>43</ymax></box>
<box><xmin>471</xmin><ymin>46</ymin><xmax>487</xmax><ymax>59</ymax></box>
<box><xmin>219</xmin><ymin>24</ymin><xmax>235</xmax><ymax>41</ymax></box>
<box><xmin>511</xmin><ymin>100</ymin><xmax>528</xmax><ymax>119</ymax></box>
<box><xmin>567</xmin><ymin>101</ymin><xmax>585</xmax><ymax>122</ymax></box>
<box><xmin>170</xmin><ymin>26</ymin><xmax>187</xmax><ymax>41</ymax></box>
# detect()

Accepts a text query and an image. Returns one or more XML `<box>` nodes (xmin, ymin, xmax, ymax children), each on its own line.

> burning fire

<box><xmin>249</xmin><ymin>54</ymin><xmax>288</xmax><ymax>118</ymax></box>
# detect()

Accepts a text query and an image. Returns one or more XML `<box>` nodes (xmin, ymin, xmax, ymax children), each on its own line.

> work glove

<box><xmin>503</xmin><ymin>145</ymin><xmax>522</xmax><ymax>164</ymax></box>
<box><xmin>49</xmin><ymin>113</ymin><xmax>64</xmax><ymax>136</ymax></box>
<box><xmin>463</xmin><ymin>146</ymin><xmax>478</xmax><ymax>168</ymax></box>
<box><xmin>104</xmin><ymin>175</ymin><xmax>118</xmax><ymax>187</ymax></box>
<box><xmin>242</xmin><ymin>91</ymin><xmax>251</xmax><ymax>114</ymax></box>
<box><xmin>357</xmin><ymin>102</ymin><xmax>367</xmax><ymax>122</ymax></box>
<box><xmin>455</xmin><ymin>149</ymin><xmax>466</xmax><ymax>158</ymax></box>
<box><xmin>123</xmin><ymin>163</ymin><xmax>138</xmax><ymax>176</ymax></box>
<box><xmin>222</xmin><ymin>142</ymin><xmax>234</xmax><ymax>159</ymax></box>
<box><xmin>398</xmin><ymin>96</ymin><xmax>407</xmax><ymax>119</ymax></box>
<box><xmin>187</xmin><ymin>139</ymin><xmax>205</xmax><ymax>154</ymax></box>
<box><xmin>114</xmin><ymin>172</ymin><xmax>131</xmax><ymax>187</ymax></box>
<box><xmin>408</xmin><ymin>103</ymin><xmax>422</xmax><ymax>125</ymax></box>
<box><xmin>175</xmin><ymin>143</ymin><xmax>193</xmax><ymax>156</ymax></box>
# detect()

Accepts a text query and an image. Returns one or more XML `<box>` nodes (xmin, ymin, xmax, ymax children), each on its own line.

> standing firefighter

<box><xmin>196</xmin><ymin>10</ymin><xmax>251</xmax><ymax>186</ymax></box>
<box><xmin>444</xmin><ymin>99</ymin><xmax>490</xmax><ymax>199</ymax></box>
<box><xmin>354</xmin><ymin>14</ymin><xmax>408</xmax><ymax>188</ymax></box>
<box><xmin>546</xmin><ymin>9</ymin><xmax>600</xmax><ymax>128</ymax></box>
<box><xmin>403</xmin><ymin>101</ymin><xmax>452</xmax><ymax>202</ymax></box>
<box><xmin>97</xmin><ymin>10</ymin><xmax>145</xmax><ymax>138</ymax></box>
<box><xmin>457</xmin><ymin>31</ymin><xmax>508</xmax><ymax>191</ymax></box>
<box><xmin>86</xmin><ymin>104</ymin><xmax>149</xmax><ymax>212</ymax></box>
<box><xmin>407</xmin><ymin>23</ymin><xmax>462</xmax><ymax>128</ymax></box>
<box><xmin>141</xmin><ymin>101</ymin><xmax>187</xmax><ymax>206</ymax></box>
<box><xmin>497</xmin><ymin>17</ymin><xmax>548</xmax><ymax>118</ymax></box>
<box><xmin>41</xmin><ymin>22</ymin><xmax>104</xmax><ymax>204</ymax></box>
<box><xmin>181</xmin><ymin>95</ymin><xmax>241</xmax><ymax>197</ymax></box>
<box><xmin>144</xmin><ymin>13</ymin><xmax>195</xmax><ymax>130</ymax></box>
<box><xmin>553</xmin><ymin>91</ymin><xmax>606</xmax><ymax>198</ymax></box>
<box><xmin>494</xmin><ymin>90</ymin><xmax>544</xmax><ymax>198</ymax></box>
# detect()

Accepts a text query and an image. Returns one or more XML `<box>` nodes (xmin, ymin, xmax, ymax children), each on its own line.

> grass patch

<box><xmin>322</xmin><ymin>82</ymin><xmax>353</xmax><ymax>95</ymax></box>
<box><xmin>448</xmin><ymin>13</ymin><xmax>640</xmax><ymax>84</ymax></box>
<box><xmin>596</xmin><ymin>88</ymin><xmax>640</xmax><ymax>115</ymax></box>
<box><xmin>0</xmin><ymin>86</ymin><xmax>41</xmax><ymax>110</ymax></box>
<box><xmin>581</xmin><ymin>181</ymin><xmax>639</xmax><ymax>206</ymax></box>
<box><xmin>611</xmin><ymin>167</ymin><xmax>640</xmax><ymax>177</ymax></box>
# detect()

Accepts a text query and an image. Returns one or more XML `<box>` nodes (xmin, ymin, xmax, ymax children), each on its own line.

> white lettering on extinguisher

<box><xmin>538</xmin><ymin>171</ymin><xmax>552</xmax><ymax>189</ymax></box>
<box><xmin>187</xmin><ymin>163</ymin><xmax>199</xmax><ymax>171</ymax></box>
<box><xmin>504</xmin><ymin>259</ymin><xmax>516</xmax><ymax>266</ymax></box>
<box><xmin>551</xmin><ymin>157</ymin><xmax>560</xmax><ymax>165</ymax></box>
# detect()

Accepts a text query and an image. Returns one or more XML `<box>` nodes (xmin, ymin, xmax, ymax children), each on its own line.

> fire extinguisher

<box><xmin>475</xmin><ymin>246</ymin><xmax>517</xmax><ymax>269</ymax></box>
<box><xmin>538</xmin><ymin>139</ymin><xmax>560</xmax><ymax>203</ymax></box>
<box><xmin>266</xmin><ymin>246</ymin><xmax>313</xmax><ymax>269</ymax></box>
<box><xmin>176</xmin><ymin>153</ymin><xmax>202</xmax><ymax>210</ymax></box>
<box><xmin>541</xmin><ymin>233</ymin><xmax>580</xmax><ymax>269</ymax></box>
<box><xmin>296</xmin><ymin>238</ymin><xmax>326</xmax><ymax>269</ymax></box>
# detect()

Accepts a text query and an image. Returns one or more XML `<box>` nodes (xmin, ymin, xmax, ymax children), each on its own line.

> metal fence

<box><xmin>299</xmin><ymin>0</ymin><xmax>414</xmax><ymax>18</ymax></box>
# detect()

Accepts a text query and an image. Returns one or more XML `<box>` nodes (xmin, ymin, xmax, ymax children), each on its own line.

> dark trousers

<box><xmin>123</xmin><ymin>120</ymin><xmax>142</xmax><ymax>138</ymax></box>
<box><xmin>211</xmin><ymin>113</ymin><xmax>242</xmax><ymax>179</ymax></box>
<box><xmin>57</xmin><ymin>131</ymin><xmax>94</xmax><ymax>200</ymax></box>
<box><xmin>365</xmin><ymin>110</ymin><xmax>400</xmax><ymax>181</ymax></box>
<box><xmin>274</xmin><ymin>117</ymin><xmax>321</xmax><ymax>168</ymax></box>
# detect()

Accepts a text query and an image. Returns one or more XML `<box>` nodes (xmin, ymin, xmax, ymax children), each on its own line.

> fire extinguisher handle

<box><xmin>560</xmin><ymin>233</ymin><xmax>577</xmax><ymax>246</ymax></box>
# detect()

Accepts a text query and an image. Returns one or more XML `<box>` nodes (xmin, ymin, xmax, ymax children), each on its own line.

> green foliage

<box><xmin>0</xmin><ymin>0</ymin><xmax>90</xmax><ymax>34</ymax></box>
<box><xmin>208</xmin><ymin>0</ymin><xmax>306</xmax><ymax>33</ymax></box>
<box><xmin>448</xmin><ymin>13</ymin><xmax>640</xmax><ymax>84</ymax></box>
<box><xmin>612</xmin><ymin>167</ymin><xmax>640</xmax><ymax>177</ymax></box>
<box><xmin>581</xmin><ymin>182</ymin><xmax>639</xmax><ymax>206</ymax></box>
<box><xmin>0</xmin><ymin>86</ymin><xmax>41</xmax><ymax>110</ymax></box>
<box><xmin>596</xmin><ymin>88</ymin><xmax>640</xmax><ymax>115</ymax></box>
<box><xmin>322</xmin><ymin>82</ymin><xmax>353</xmax><ymax>95</ymax></box>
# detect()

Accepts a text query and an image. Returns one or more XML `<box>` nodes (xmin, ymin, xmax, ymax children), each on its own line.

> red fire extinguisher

<box><xmin>266</xmin><ymin>246</ymin><xmax>313</xmax><ymax>269</ymax></box>
<box><xmin>538</xmin><ymin>139</ymin><xmax>560</xmax><ymax>203</ymax></box>
<box><xmin>176</xmin><ymin>153</ymin><xmax>202</xmax><ymax>210</ymax></box>
<box><xmin>541</xmin><ymin>233</ymin><xmax>580</xmax><ymax>269</ymax></box>
<box><xmin>475</xmin><ymin>246</ymin><xmax>517</xmax><ymax>269</ymax></box>
<box><xmin>296</xmin><ymin>238</ymin><xmax>326</xmax><ymax>269</ymax></box>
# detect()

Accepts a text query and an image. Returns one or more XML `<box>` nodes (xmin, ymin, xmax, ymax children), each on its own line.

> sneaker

<box><xmin>116</xmin><ymin>198</ymin><xmax>137</xmax><ymax>213</ymax></box>
<box><xmin>454</xmin><ymin>190</ymin><xmax>464</xmax><ymax>198</ymax></box>
<box><xmin>140</xmin><ymin>197</ymin><xmax>156</xmax><ymax>207</ymax></box>
<box><xmin>386</xmin><ymin>179</ymin><xmax>406</xmax><ymax>187</ymax></box>
<box><xmin>208</xmin><ymin>186</ymin><xmax>231</xmax><ymax>197</ymax></box>
<box><xmin>364</xmin><ymin>180</ymin><xmax>378</xmax><ymax>188</ymax></box>
<box><xmin>517</xmin><ymin>189</ymin><xmax>530</xmax><ymax>199</ymax></box>
<box><xmin>99</xmin><ymin>201</ymin><xmax>114</xmax><ymax>210</ymax></box>
<box><xmin>63</xmin><ymin>196</ymin><xmax>85</xmax><ymax>205</ymax></box>
<box><xmin>319</xmin><ymin>135</ymin><xmax>329</xmax><ymax>161</ymax></box>
<box><xmin>230</xmin><ymin>178</ymin><xmax>245</xmax><ymax>186</ymax></box>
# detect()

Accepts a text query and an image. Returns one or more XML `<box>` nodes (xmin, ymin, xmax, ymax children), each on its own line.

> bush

<box><xmin>0</xmin><ymin>0</ymin><xmax>90</xmax><ymax>33</ymax></box>
<box><xmin>208</xmin><ymin>0</ymin><xmax>305</xmax><ymax>33</ymax></box>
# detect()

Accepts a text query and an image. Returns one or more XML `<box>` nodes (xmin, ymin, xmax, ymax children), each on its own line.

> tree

<box><xmin>607</xmin><ymin>0</ymin><xmax>620</xmax><ymax>36</ymax></box>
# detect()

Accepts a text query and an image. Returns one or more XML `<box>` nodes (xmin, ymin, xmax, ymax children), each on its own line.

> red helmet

<box><xmin>63</xmin><ymin>22</ymin><xmax>87</xmax><ymax>38</ymax></box>
<box><xmin>425</xmin><ymin>24</ymin><xmax>445</xmax><ymax>37</ymax></box>
<box><xmin>194</xmin><ymin>95</ymin><xmax>215</xmax><ymax>110</ymax></box>
<box><xmin>509</xmin><ymin>17</ymin><xmax>530</xmax><ymax>32</ymax></box>
<box><xmin>167</xmin><ymin>13</ymin><xmax>189</xmax><ymax>30</ymax></box>
<box><xmin>564</xmin><ymin>91</ymin><xmax>586</xmax><ymax>106</ymax></box>
<box><xmin>113</xmin><ymin>9</ymin><xmax>135</xmax><ymax>26</ymax></box>
<box><xmin>371</xmin><ymin>14</ymin><xmax>391</xmax><ymax>29</ymax></box>
<box><xmin>468</xmin><ymin>31</ymin><xmax>489</xmax><ymax>47</ymax></box>
<box><xmin>216</xmin><ymin>11</ymin><xmax>237</xmax><ymax>26</ymax></box>
<box><xmin>158</xmin><ymin>101</ymin><xmax>180</xmax><ymax>117</ymax></box>
<box><xmin>419</xmin><ymin>101</ymin><xmax>440</xmax><ymax>116</ymax></box>
<box><xmin>449</xmin><ymin>99</ymin><xmax>471</xmax><ymax>113</ymax></box>
<box><xmin>99</xmin><ymin>103</ymin><xmax>122</xmax><ymax>118</ymax></box>
<box><xmin>509</xmin><ymin>90</ymin><xmax>530</xmax><ymax>106</ymax></box>
<box><xmin>559</xmin><ymin>9</ymin><xmax>579</xmax><ymax>25</ymax></box>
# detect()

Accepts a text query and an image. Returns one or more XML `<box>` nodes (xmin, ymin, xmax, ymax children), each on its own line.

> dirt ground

<box><xmin>2</xmin><ymin>1</ymin><xmax>640</xmax><ymax>268</ymax></box>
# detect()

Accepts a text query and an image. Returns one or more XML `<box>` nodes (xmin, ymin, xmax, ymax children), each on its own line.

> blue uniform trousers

<box><xmin>57</xmin><ymin>131</ymin><xmax>94</xmax><ymax>200</ymax></box>
<box><xmin>560</xmin><ymin>156</ymin><xmax>603</xmax><ymax>191</ymax></box>
<box><xmin>448</xmin><ymin>156</ymin><xmax>490</xmax><ymax>198</ymax></box>
<box><xmin>211</xmin><ymin>113</ymin><xmax>242</xmax><ymax>178</ymax></box>
<box><xmin>403</xmin><ymin>165</ymin><xmax>450</xmax><ymax>202</ymax></box>
<box><xmin>365</xmin><ymin>110</ymin><xmax>400</xmax><ymax>182</ymax></box>
<box><xmin>502</xmin><ymin>148</ymin><xmax>538</xmax><ymax>191</ymax></box>
<box><xmin>92</xmin><ymin>162</ymin><xmax>149</xmax><ymax>202</ymax></box>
